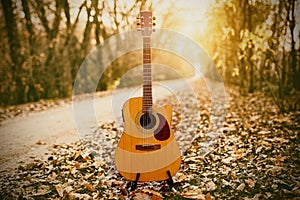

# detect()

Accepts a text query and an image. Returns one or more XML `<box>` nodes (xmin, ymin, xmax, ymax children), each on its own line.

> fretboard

<box><xmin>142</xmin><ymin>37</ymin><xmax>152</xmax><ymax>113</ymax></box>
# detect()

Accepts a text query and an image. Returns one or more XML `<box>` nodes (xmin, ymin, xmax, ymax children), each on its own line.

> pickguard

<box><xmin>154</xmin><ymin>114</ymin><xmax>170</xmax><ymax>141</ymax></box>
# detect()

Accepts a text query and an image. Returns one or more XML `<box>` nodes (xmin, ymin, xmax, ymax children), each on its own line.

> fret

<box><xmin>142</xmin><ymin>102</ymin><xmax>153</xmax><ymax>105</ymax></box>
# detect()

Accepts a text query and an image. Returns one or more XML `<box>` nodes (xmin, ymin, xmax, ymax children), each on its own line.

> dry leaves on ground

<box><xmin>0</xmin><ymin>82</ymin><xmax>299</xmax><ymax>199</ymax></box>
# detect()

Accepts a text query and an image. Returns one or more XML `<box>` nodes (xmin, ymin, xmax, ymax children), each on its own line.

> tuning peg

<box><xmin>137</xmin><ymin>28</ymin><xmax>141</xmax><ymax>31</ymax></box>
<box><xmin>152</xmin><ymin>22</ymin><xmax>156</xmax><ymax>26</ymax></box>
<box><xmin>137</xmin><ymin>22</ymin><xmax>141</xmax><ymax>26</ymax></box>
<box><xmin>152</xmin><ymin>28</ymin><xmax>156</xmax><ymax>32</ymax></box>
<box><xmin>136</xmin><ymin>16</ymin><xmax>143</xmax><ymax>19</ymax></box>
<box><xmin>152</xmin><ymin>16</ymin><xmax>156</xmax><ymax>20</ymax></box>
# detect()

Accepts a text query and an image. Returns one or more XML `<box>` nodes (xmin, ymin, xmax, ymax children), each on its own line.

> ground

<box><xmin>0</xmin><ymin>78</ymin><xmax>299</xmax><ymax>199</ymax></box>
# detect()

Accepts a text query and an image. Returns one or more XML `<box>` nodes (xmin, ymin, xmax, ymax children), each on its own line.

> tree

<box><xmin>205</xmin><ymin>0</ymin><xmax>300</xmax><ymax>112</ymax></box>
<box><xmin>1</xmin><ymin>0</ymin><xmax>27</xmax><ymax>104</ymax></box>
<box><xmin>0</xmin><ymin>0</ymin><xmax>157</xmax><ymax>106</ymax></box>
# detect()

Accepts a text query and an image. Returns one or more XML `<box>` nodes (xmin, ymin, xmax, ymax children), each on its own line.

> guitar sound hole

<box><xmin>140</xmin><ymin>112</ymin><xmax>156</xmax><ymax>130</ymax></box>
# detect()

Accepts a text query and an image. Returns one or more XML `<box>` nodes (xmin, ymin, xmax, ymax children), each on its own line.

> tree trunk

<box><xmin>82</xmin><ymin>1</ymin><xmax>93</xmax><ymax>54</ymax></box>
<box><xmin>1</xmin><ymin>0</ymin><xmax>27</xmax><ymax>104</ymax></box>
<box><xmin>22</xmin><ymin>0</ymin><xmax>40</xmax><ymax>102</ymax></box>
<box><xmin>21</xmin><ymin>0</ymin><xmax>34</xmax><ymax>55</ymax></box>
<box><xmin>288</xmin><ymin>0</ymin><xmax>298</xmax><ymax>90</ymax></box>
<box><xmin>1</xmin><ymin>0</ymin><xmax>21</xmax><ymax>71</ymax></box>
<box><xmin>63</xmin><ymin>0</ymin><xmax>71</xmax><ymax>31</ymax></box>
<box><xmin>248</xmin><ymin>2</ymin><xmax>254</xmax><ymax>93</ymax></box>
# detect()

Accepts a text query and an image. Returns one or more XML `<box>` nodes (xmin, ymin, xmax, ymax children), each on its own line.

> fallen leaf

<box><xmin>73</xmin><ymin>151</ymin><xmax>82</xmax><ymax>161</ymax></box>
<box><xmin>237</xmin><ymin>183</ymin><xmax>245</xmax><ymax>191</ymax></box>
<box><xmin>55</xmin><ymin>184</ymin><xmax>64</xmax><ymax>197</ymax></box>
<box><xmin>255</xmin><ymin>146</ymin><xmax>263</xmax><ymax>154</ymax></box>
<box><xmin>182</xmin><ymin>189</ymin><xmax>205</xmax><ymax>200</ymax></box>
<box><xmin>222</xmin><ymin>157</ymin><xmax>234</xmax><ymax>164</ymax></box>
<box><xmin>205</xmin><ymin>193</ymin><xmax>214</xmax><ymax>200</ymax></box>
<box><xmin>245</xmin><ymin>178</ymin><xmax>255</xmax><ymax>188</ymax></box>
<box><xmin>68</xmin><ymin>192</ymin><xmax>91</xmax><ymax>200</ymax></box>
<box><xmin>133</xmin><ymin>192</ymin><xmax>151</xmax><ymax>200</ymax></box>
<box><xmin>36</xmin><ymin>140</ymin><xmax>46</xmax><ymax>145</ymax></box>
<box><xmin>143</xmin><ymin>189</ymin><xmax>163</xmax><ymax>198</ymax></box>
<box><xmin>84</xmin><ymin>183</ymin><xmax>96</xmax><ymax>192</ymax></box>
<box><xmin>206</xmin><ymin>181</ymin><xmax>217</xmax><ymax>191</ymax></box>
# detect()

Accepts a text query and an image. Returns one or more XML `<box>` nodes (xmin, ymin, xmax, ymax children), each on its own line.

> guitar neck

<box><xmin>143</xmin><ymin>36</ymin><xmax>152</xmax><ymax>113</ymax></box>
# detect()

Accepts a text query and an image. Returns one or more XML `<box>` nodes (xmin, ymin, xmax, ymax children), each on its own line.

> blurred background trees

<box><xmin>0</xmin><ymin>0</ymin><xmax>147</xmax><ymax>105</ymax></box>
<box><xmin>203</xmin><ymin>0</ymin><xmax>299</xmax><ymax>112</ymax></box>
<box><xmin>0</xmin><ymin>0</ymin><xmax>194</xmax><ymax>106</ymax></box>
<box><xmin>0</xmin><ymin>0</ymin><xmax>299</xmax><ymax>112</ymax></box>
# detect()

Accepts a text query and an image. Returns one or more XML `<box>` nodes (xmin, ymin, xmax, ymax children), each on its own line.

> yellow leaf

<box><xmin>84</xmin><ymin>183</ymin><xmax>96</xmax><ymax>192</ymax></box>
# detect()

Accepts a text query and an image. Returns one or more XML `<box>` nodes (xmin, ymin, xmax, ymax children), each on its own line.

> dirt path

<box><xmin>0</xmin><ymin>78</ymin><xmax>196</xmax><ymax>172</ymax></box>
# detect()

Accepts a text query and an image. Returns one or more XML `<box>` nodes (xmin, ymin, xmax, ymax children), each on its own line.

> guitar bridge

<box><xmin>136</xmin><ymin>144</ymin><xmax>161</xmax><ymax>151</ymax></box>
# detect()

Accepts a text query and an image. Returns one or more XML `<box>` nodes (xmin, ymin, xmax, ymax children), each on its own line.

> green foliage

<box><xmin>205</xmin><ymin>0</ymin><xmax>300</xmax><ymax>112</ymax></box>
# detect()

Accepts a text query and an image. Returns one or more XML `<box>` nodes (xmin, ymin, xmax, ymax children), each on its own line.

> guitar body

<box><xmin>115</xmin><ymin>97</ymin><xmax>181</xmax><ymax>181</ymax></box>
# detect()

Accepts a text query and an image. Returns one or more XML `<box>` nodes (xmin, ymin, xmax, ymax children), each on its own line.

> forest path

<box><xmin>0</xmin><ymin>78</ymin><xmax>196</xmax><ymax>172</ymax></box>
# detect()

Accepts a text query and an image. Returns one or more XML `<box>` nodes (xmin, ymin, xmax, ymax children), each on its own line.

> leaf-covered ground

<box><xmin>0</xmin><ymin>81</ymin><xmax>299</xmax><ymax>199</ymax></box>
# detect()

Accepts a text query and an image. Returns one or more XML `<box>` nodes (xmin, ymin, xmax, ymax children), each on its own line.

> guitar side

<box><xmin>115</xmin><ymin>97</ymin><xmax>181</xmax><ymax>182</ymax></box>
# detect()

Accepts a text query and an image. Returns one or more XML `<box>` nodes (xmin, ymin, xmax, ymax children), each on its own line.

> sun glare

<box><xmin>152</xmin><ymin>0</ymin><xmax>211</xmax><ymax>41</ymax></box>
<box><xmin>69</xmin><ymin>0</ymin><xmax>211</xmax><ymax>42</ymax></box>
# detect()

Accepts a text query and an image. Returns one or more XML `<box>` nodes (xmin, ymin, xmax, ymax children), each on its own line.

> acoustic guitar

<box><xmin>114</xmin><ymin>11</ymin><xmax>181</xmax><ymax>187</ymax></box>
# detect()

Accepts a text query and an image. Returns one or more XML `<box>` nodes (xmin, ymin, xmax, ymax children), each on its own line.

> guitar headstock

<box><xmin>137</xmin><ymin>11</ymin><xmax>156</xmax><ymax>37</ymax></box>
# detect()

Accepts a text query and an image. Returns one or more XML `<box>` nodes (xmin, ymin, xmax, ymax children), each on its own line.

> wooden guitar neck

<box><xmin>143</xmin><ymin>37</ymin><xmax>153</xmax><ymax>113</ymax></box>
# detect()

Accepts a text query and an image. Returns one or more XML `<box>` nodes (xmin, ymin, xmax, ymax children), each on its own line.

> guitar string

<box><xmin>144</xmin><ymin>36</ymin><xmax>150</xmax><ymax>147</ymax></box>
<box><xmin>143</xmin><ymin>33</ymin><xmax>151</xmax><ymax>148</ymax></box>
